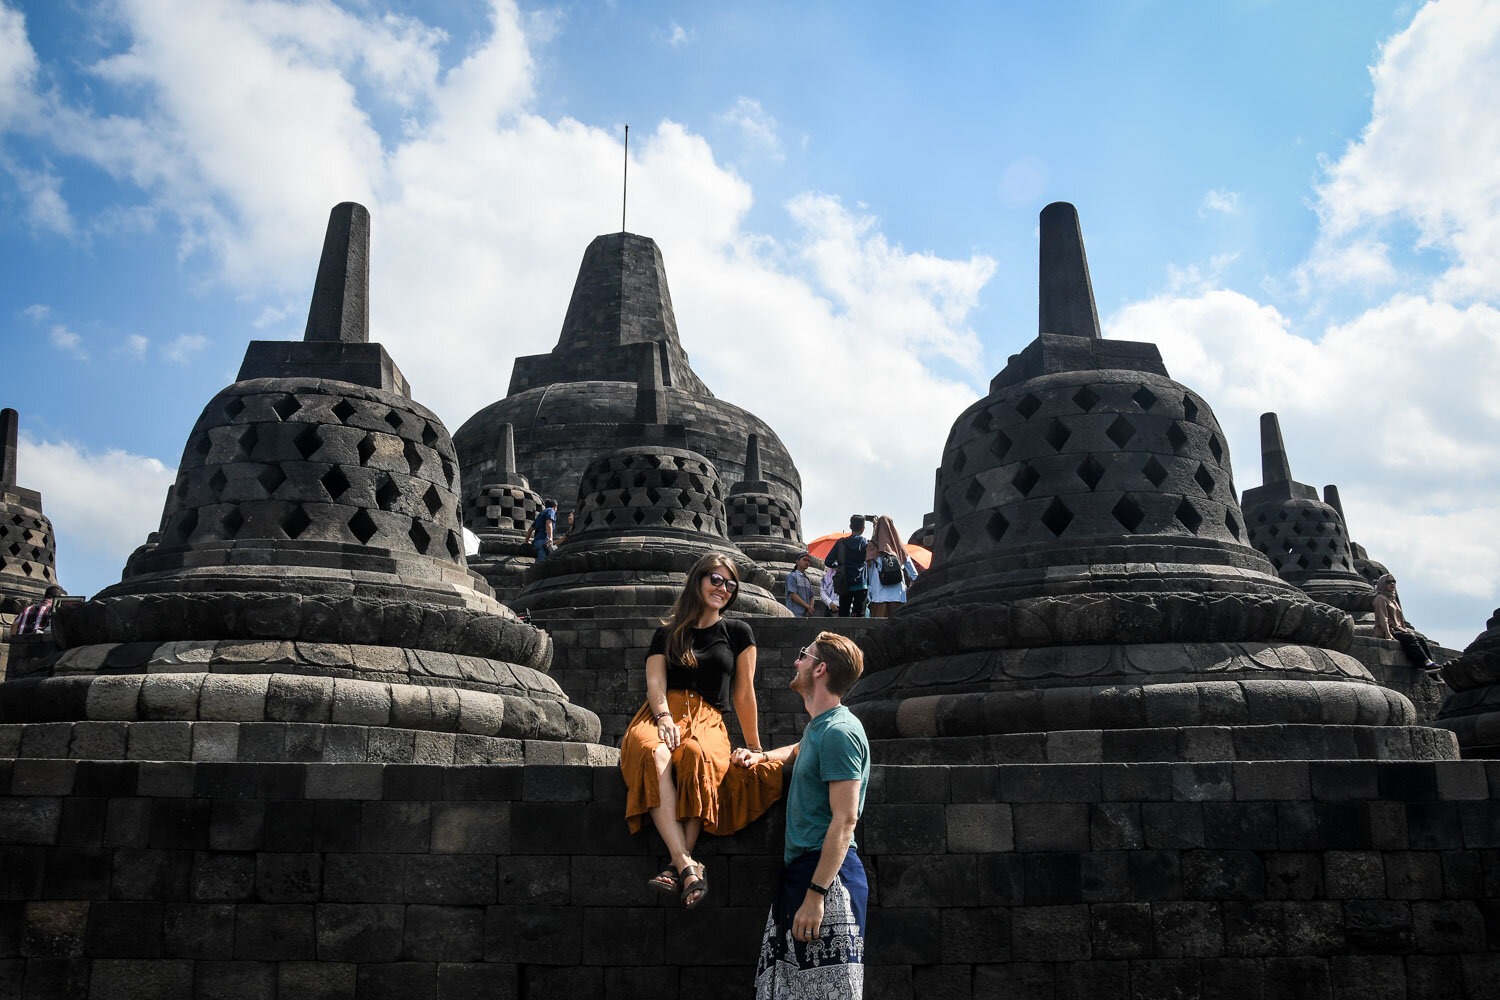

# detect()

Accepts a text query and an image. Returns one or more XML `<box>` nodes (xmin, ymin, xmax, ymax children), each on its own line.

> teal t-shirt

<box><xmin>783</xmin><ymin>704</ymin><xmax>870</xmax><ymax>865</ymax></box>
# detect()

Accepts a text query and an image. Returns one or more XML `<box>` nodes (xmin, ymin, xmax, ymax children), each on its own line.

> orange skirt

<box><xmin>620</xmin><ymin>689</ymin><xmax>783</xmax><ymax>836</ymax></box>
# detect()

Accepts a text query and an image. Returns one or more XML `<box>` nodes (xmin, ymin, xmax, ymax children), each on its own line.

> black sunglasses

<box><xmin>704</xmin><ymin>571</ymin><xmax>739</xmax><ymax>593</ymax></box>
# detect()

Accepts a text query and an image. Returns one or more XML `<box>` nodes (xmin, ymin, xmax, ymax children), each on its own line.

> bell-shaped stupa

<box><xmin>1435</xmin><ymin>608</ymin><xmax>1500</xmax><ymax>754</ymax></box>
<box><xmin>462</xmin><ymin>422</ymin><xmax>543</xmax><ymax>603</ymax></box>
<box><xmin>0</xmin><ymin>408</ymin><xmax>60</xmax><ymax>612</ymax></box>
<box><xmin>848</xmin><ymin>203</ymin><xmax>1449</xmax><ymax>762</ymax></box>
<box><xmin>453</xmin><ymin>232</ymin><xmax>803</xmax><ymax>526</ymax></box>
<box><xmin>726</xmin><ymin>433</ymin><xmax>807</xmax><ymax>584</ymax></box>
<box><xmin>1240</xmin><ymin>414</ymin><xmax>1376</xmax><ymax>613</ymax></box>
<box><xmin>0</xmin><ymin>203</ymin><xmax>603</xmax><ymax>761</ymax></box>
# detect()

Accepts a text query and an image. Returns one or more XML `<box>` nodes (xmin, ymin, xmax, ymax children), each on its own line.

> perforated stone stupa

<box><xmin>513</xmin><ymin>439</ymin><xmax>786</xmax><ymax>619</ymax></box>
<box><xmin>848</xmin><ymin>203</ymin><xmax>1450</xmax><ymax>762</ymax></box>
<box><xmin>1323</xmin><ymin>483</ymin><xmax>1392</xmax><ymax>586</ymax></box>
<box><xmin>462</xmin><ymin>421</ymin><xmax>542</xmax><ymax>602</ymax></box>
<box><xmin>453</xmin><ymin>232</ymin><xmax>804</xmax><ymax>534</ymax></box>
<box><xmin>1240</xmin><ymin>412</ymin><xmax>1375</xmax><ymax>613</ymax></box>
<box><xmin>0</xmin><ymin>408</ymin><xmax>59</xmax><ymax>613</ymax></box>
<box><xmin>1435</xmin><ymin>607</ymin><xmax>1500</xmax><ymax>755</ymax></box>
<box><xmin>725</xmin><ymin>433</ymin><xmax>807</xmax><ymax>585</ymax></box>
<box><xmin>0</xmin><ymin>203</ymin><xmax>602</xmax><ymax>761</ymax></box>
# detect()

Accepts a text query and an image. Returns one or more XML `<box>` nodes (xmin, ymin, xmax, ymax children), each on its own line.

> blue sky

<box><xmin>2</xmin><ymin>0</ymin><xmax>1497</xmax><ymax>649</ymax></box>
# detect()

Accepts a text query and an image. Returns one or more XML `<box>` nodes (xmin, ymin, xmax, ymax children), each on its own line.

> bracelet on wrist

<box><xmin>747</xmin><ymin>746</ymin><xmax>763</xmax><ymax>753</ymax></box>
<box><xmin>653</xmin><ymin>711</ymin><xmax>670</xmax><ymax>722</ymax></box>
<box><xmin>807</xmin><ymin>882</ymin><xmax>828</xmax><ymax>896</ymax></box>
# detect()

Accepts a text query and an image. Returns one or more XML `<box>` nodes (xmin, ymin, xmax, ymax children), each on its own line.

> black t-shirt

<box><xmin>648</xmin><ymin>618</ymin><xmax>756</xmax><ymax>711</ymax></box>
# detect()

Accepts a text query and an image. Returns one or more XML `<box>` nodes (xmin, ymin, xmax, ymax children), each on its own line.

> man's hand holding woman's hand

<box><xmin>730</xmin><ymin>747</ymin><xmax>763</xmax><ymax>768</ymax></box>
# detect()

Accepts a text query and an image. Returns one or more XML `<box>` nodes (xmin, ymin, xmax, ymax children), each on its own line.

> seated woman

<box><xmin>863</xmin><ymin>515</ymin><xmax>920</xmax><ymax>619</ymax></box>
<box><xmin>619</xmin><ymin>553</ymin><xmax>783</xmax><ymax>908</ymax></box>
<box><xmin>1373</xmin><ymin>573</ymin><xmax>1441</xmax><ymax>677</ymax></box>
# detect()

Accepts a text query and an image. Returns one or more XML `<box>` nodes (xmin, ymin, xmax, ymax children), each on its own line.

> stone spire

<box><xmin>1038</xmin><ymin>201</ymin><xmax>1101</xmax><ymax>339</ymax></box>
<box><xmin>237</xmin><ymin>202</ymin><xmax>408</xmax><ymax>393</ymax></box>
<box><xmin>635</xmin><ymin>341</ymin><xmax>667</xmax><ymax>424</ymax></box>
<box><xmin>743</xmin><ymin>433</ymin><xmax>762</xmax><ymax>483</ymax></box>
<box><xmin>1323</xmin><ymin>484</ymin><xmax>1346</xmax><ymax>523</ymax></box>
<box><xmin>506</xmin><ymin>233</ymin><xmax>710</xmax><ymax>396</ymax></box>
<box><xmin>1</xmin><ymin>407</ymin><xmax>16</xmax><ymax>487</ymax></box>
<box><xmin>1323</xmin><ymin>483</ymin><xmax>1391</xmax><ymax>585</ymax></box>
<box><xmin>1241</xmin><ymin>416</ymin><xmax>1374</xmax><ymax>611</ymax></box>
<box><xmin>727</xmin><ymin>431</ymin><xmax>805</xmax><ymax>580</ymax></box>
<box><xmin>496</xmin><ymin>421</ymin><xmax>522</xmax><ymax>484</ymax></box>
<box><xmin>303</xmin><ymin>202</ymin><xmax>370</xmax><ymax>344</ymax></box>
<box><xmin>1260</xmin><ymin>412</ymin><xmax>1293</xmax><ymax>488</ymax></box>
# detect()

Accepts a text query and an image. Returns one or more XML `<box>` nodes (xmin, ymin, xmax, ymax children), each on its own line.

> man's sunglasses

<box><xmin>704</xmin><ymin>572</ymin><xmax>739</xmax><ymax>593</ymax></box>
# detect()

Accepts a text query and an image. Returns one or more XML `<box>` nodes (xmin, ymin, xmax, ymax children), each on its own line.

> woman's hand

<box><xmin>656</xmin><ymin>715</ymin><xmax>681</xmax><ymax>750</ymax></box>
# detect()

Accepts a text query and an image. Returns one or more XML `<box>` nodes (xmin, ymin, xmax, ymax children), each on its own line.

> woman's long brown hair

<box><xmin>664</xmin><ymin>553</ymin><xmax>741</xmax><ymax>668</ymax></box>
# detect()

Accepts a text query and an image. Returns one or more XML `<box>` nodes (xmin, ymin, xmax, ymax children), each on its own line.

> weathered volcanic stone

<box><xmin>453</xmin><ymin>232</ymin><xmax>802</xmax><ymax>523</ymax></box>
<box><xmin>726</xmin><ymin>433</ymin><xmax>808</xmax><ymax>586</ymax></box>
<box><xmin>1434</xmin><ymin>607</ymin><xmax>1500</xmax><ymax>754</ymax></box>
<box><xmin>0</xmin><ymin>203</ymin><xmax>601</xmax><ymax>752</ymax></box>
<box><xmin>1240</xmin><ymin>413</ymin><xmax>1375</xmax><ymax>613</ymax></box>
<box><xmin>0</xmin><ymin>408</ymin><xmax>62</xmax><ymax>611</ymax></box>
<box><xmin>846</xmin><ymin>203</ymin><xmax>1438</xmax><ymax>760</ymax></box>
<box><xmin>462</xmin><ymin>422</ymin><xmax>541</xmax><ymax>603</ymax></box>
<box><xmin>514</xmin><ymin>445</ymin><xmax>787</xmax><ymax>619</ymax></box>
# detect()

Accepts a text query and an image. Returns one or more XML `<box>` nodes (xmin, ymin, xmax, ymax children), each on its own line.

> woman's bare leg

<box><xmin>649</xmin><ymin>744</ymin><xmax>694</xmax><ymax>871</ymax></box>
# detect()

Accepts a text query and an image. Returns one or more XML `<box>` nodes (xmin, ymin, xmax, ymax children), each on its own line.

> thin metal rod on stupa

<box><xmin>622</xmin><ymin>124</ymin><xmax>629</xmax><ymax>233</ymax></box>
<box><xmin>1323</xmin><ymin>485</ymin><xmax>1347</xmax><ymax>524</ymax></box>
<box><xmin>1</xmin><ymin>408</ymin><xmax>17</xmax><ymax>487</ymax></box>
<box><xmin>1038</xmin><ymin>202</ymin><xmax>1102</xmax><ymax>339</ymax></box>
<box><xmin>1260</xmin><ymin>412</ymin><xmax>1292</xmax><ymax>485</ymax></box>
<box><xmin>497</xmin><ymin>423</ymin><xmax>518</xmax><ymax>479</ymax></box>
<box><xmin>304</xmin><ymin>202</ymin><xmax>370</xmax><ymax>344</ymax></box>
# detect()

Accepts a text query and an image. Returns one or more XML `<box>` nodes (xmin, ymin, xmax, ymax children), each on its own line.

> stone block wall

<box><xmin>541</xmin><ymin>616</ymin><xmax>884</xmax><ymax>748</ymax></box>
<box><xmin>1</xmin><ymin>757</ymin><xmax>1499</xmax><ymax>998</ymax></box>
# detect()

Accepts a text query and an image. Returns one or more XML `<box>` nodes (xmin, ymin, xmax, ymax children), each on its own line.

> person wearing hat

<box><xmin>524</xmin><ymin>498</ymin><xmax>559</xmax><ymax>562</ymax></box>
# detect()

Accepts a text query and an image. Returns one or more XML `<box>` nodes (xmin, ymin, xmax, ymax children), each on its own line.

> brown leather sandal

<box><xmin>646</xmin><ymin>866</ymin><xmax>679</xmax><ymax>894</ymax></box>
<box><xmin>680</xmin><ymin>864</ymin><xmax>707</xmax><ymax>909</ymax></box>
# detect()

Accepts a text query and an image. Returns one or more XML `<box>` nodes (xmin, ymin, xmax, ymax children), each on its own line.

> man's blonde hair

<box><xmin>811</xmin><ymin>631</ymin><xmax>864</xmax><ymax>697</ymax></box>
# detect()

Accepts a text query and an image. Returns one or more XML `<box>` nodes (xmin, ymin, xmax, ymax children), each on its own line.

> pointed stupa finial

<box><xmin>744</xmin><ymin>433</ymin><xmax>762</xmax><ymax>482</ymax></box>
<box><xmin>497</xmin><ymin>423</ymin><xmax>518</xmax><ymax>479</ymax></box>
<box><xmin>2</xmin><ymin>408</ymin><xmax>17</xmax><ymax>487</ymax></box>
<box><xmin>635</xmin><ymin>342</ymin><xmax>666</xmax><ymax>424</ymax></box>
<box><xmin>1323</xmin><ymin>485</ymin><xmax>1346</xmax><ymax>524</ymax></box>
<box><xmin>1038</xmin><ymin>202</ymin><xmax>1101</xmax><ymax>339</ymax></box>
<box><xmin>304</xmin><ymin>202</ymin><xmax>370</xmax><ymax>344</ymax></box>
<box><xmin>1260</xmin><ymin>412</ymin><xmax>1292</xmax><ymax>486</ymax></box>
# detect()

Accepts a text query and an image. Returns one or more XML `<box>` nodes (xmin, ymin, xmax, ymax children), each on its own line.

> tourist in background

<box><xmin>619</xmin><ymin>553</ymin><xmax>783</xmax><ymax>909</ymax></box>
<box><xmin>784</xmin><ymin>552</ymin><xmax>815</xmax><ymax>617</ymax></box>
<box><xmin>823</xmin><ymin>515</ymin><xmax>870</xmax><ymax>618</ymax></box>
<box><xmin>1373</xmin><ymin>573</ymin><xmax>1441</xmax><ymax>677</ymax></box>
<box><xmin>863</xmin><ymin>515</ymin><xmax>918</xmax><ymax>619</ymax></box>
<box><xmin>523</xmin><ymin>498</ymin><xmax>558</xmax><ymax>561</ymax></box>
<box><xmin>736</xmin><ymin>631</ymin><xmax>870</xmax><ymax>998</ymax></box>
<box><xmin>9</xmin><ymin>585</ymin><xmax>63</xmax><ymax>637</ymax></box>
<box><xmin>817</xmin><ymin>562</ymin><xmax>839</xmax><ymax>616</ymax></box>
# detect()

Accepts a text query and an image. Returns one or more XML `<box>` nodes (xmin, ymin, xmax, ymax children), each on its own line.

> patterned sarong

<box><xmin>754</xmin><ymin>848</ymin><xmax>867</xmax><ymax>999</ymax></box>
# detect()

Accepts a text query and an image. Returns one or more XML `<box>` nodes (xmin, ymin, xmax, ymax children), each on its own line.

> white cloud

<box><xmin>163</xmin><ymin>333</ymin><xmax>208</xmax><ymax>363</ymax></box>
<box><xmin>120</xmin><ymin>334</ymin><xmax>149</xmax><ymax>360</ymax></box>
<box><xmin>48</xmin><ymin>324</ymin><xmax>87</xmax><ymax>360</ymax></box>
<box><xmin>0</xmin><ymin>2</ymin><xmax>38</xmax><ymax>130</ymax></box>
<box><xmin>716</xmin><ymin>96</ymin><xmax>783</xmax><ymax>162</ymax></box>
<box><xmin>657</xmin><ymin>21</ymin><xmax>693</xmax><ymax>47</ymax></box>
<box><xmin>0</xmin><ymin>154</ymin><xmax>77</xmax><ymax>236</ymax></box>
<box><xmin>1200</xmin><ymin>189</ymin><xmax>1239</xmax><ymax>215</ymax></box>
<box><xmin>20</xmin><ymin>302</ymin><xmax>49</xmax><ymax>321</ymax></box>
<box><xmin>1304</xmin><ymin>0</ymin><xmax>1500</xmax><ymax>298</ymax></box>
<box><xmin>17</xmin><ymin>435</ymin><xmax>175</xmax><ymax>563</ymax></box>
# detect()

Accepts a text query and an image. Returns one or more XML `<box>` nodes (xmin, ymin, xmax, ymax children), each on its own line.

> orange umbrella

<box><xmin>806</xmin><ymin>532</ymin><xmax>849</xmax><ymax>561</ymax></box>
<box><xmin>906</xmin><ymin>543</ymin><xmax>932</xmax><ymax>571</ymax></box>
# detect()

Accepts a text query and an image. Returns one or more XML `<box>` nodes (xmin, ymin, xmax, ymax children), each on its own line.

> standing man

<box><xmin>523</xmin><ymin>498</ymin><xmax>558</xmax><ymax>562</ymax></box>
<box><xmin>736</xmin><ymin>631</ymin><xmax>870</xmax><ymax>998</ymax></box>
<box><xmin>822</xmin><ymin>515</ymin><xmax>869</xmax><ymax>618</ymax></box>
<box><xmin>783</xmin><ymin>552</ymin><xmax>815</xmax><ymax>617</ymax></box>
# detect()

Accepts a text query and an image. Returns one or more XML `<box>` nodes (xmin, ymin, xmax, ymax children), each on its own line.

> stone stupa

<box><xmin>726</xmin><ymin>433</ymin><xmax>808</xmax><ymax>587</ymax></box>
<box><xmin>0</xmin><ymin>408</ymin><xmax>60</xmax><ymax>613</ymax></box>
<box><xmin>1322</xmin><ymin>483</ymin><xmax>1392</xmax><ymax>585</ymax></box>
<box><xmin>1240</xmin><ymin>413</ymin><xmax>1375</xmax><ymax>613</ymax></box>
<box><xmin>1435</xmin><ymin>608</ymin><xmax>1500</xmax><ymax>755</ymax></box>
<box><xmin>462</xmin><ymin>421</ymin><xmax>543</xmax><ymax>603</ymax></box>
<box><xmin>847</xmin><ymin>203</ymin><xmax>1450</xmax><ymax>763</ymax></box>
<box><xmin>0</xmin><ymin>203</ymin><xmax>603</xmax><ymax>762</ymax></box>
